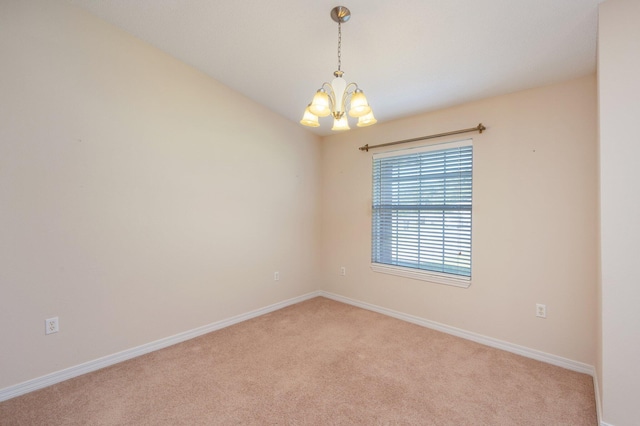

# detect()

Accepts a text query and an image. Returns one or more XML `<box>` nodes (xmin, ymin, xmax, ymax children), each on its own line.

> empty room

<box><xmin>0</xmin><ymin>0</ymin><xmax>638</xmax><ymax>425</ymax></box>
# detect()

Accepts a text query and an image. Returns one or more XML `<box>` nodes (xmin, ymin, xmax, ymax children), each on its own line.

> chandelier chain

<box><xmin>337</xmin><ymin>22</ymin><xmax>342</xmax><ymax>71</ymax></box>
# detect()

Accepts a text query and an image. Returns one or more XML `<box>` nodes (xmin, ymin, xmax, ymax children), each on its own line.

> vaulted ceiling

<box><xmin>68</xmin><ymin>0</ymin><xmax>604</xmax><ymax>135</ymax></box>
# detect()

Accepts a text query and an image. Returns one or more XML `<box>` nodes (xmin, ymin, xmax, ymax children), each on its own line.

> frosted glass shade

<box><xmin>300</xmin><ymin>107</ymin><xmax>320</xmax><ymax>127</ymax></box>
<box><xmin>332</xmin><ymin>115</ymin><xmax>350</xmax><ymax>131</ymax></box>
<box><xmin>356</xmin><ymin>111</ymin><xmax>377</xmax><ymax>127</ymax></box>
<box><xmin>309</xmin><ymin>90</ymin><xmax>331</xmax><ymax>117</ymax></box>
<box><xmin>348</xmin><ymin>91</ymin><xmax>371</xmax><ymax>117</ymax></box>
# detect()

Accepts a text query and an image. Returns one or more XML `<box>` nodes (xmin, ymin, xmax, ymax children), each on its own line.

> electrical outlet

<box><xmin>274</xmin><ymin>271</ymin><xmax>280</xmax><ymax>281</ymax></box>
<box><xmin>45</xmin><ymin>317</ymin><xmax>59</xmax><ymax>335</ymax></box>
<box><xmin>340</xmin><ymin>266</ymin><xmax>346</xmax><ymax>276</ymax></box>
<box><xmin>536</xmin><ymin>304</ymin><xmax>547</xmax><ymax>319</ymax></box>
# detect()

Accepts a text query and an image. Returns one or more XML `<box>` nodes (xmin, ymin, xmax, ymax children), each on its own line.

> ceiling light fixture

<box><xmin>300</xmin><ymin>6</ymin><xmax>376</xmax><ymax>131</ymax></box>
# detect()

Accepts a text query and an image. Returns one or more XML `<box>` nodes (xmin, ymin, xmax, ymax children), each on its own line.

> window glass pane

<box><xmin>372</xmin><ymin>141</ymin><xmax>472</xmax><ymax>278</ymax></box>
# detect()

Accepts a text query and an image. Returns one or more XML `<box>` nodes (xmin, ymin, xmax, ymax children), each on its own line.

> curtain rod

<box><xmin>358</xmin><ymin>123</ymin><xmax>486</xmax><ymax>152</ymax></box>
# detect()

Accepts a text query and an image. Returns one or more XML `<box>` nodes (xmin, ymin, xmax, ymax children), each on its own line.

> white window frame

<box><xmin>371</xmin><ymin>139</ymin><xmax>473</xmax><ymax>288</ymax></box>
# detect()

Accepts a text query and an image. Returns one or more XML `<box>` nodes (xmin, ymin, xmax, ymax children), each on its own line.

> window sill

<box><xmin>370</xmin><ymin>263</ymin><xmax>471</xmax><ymax>288</ymax></box>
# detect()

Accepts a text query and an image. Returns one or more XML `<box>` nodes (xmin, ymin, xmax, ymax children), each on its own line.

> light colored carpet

<box><xmin>0</xmin><ymin>297</ymin><xmax>596</xmax><ymax>425</ymax></box>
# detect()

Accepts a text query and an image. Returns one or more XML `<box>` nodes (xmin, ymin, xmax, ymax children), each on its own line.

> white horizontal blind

<box><xmin>372</xmin><ymin>141</ymin><xmax>473</xmax><ymax>277</ymax></box>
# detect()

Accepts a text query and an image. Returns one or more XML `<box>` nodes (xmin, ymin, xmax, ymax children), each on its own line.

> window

<box><xmin>371</xmin><ymin>139</ymin><xmax>473</xmax><ymax>287</ymax></box>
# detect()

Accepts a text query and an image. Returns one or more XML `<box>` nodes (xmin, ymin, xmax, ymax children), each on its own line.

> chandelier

<box><xmin>300</xmin><ymin>6</ymin><xmax>376</xmax><ymax>131</ymax></box>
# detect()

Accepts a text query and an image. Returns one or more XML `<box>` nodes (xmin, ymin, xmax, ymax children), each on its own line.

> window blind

<box><xmin>372</xmin><ymin>140</ymin><xmax>473</xmax><ymax>277</ymax></box>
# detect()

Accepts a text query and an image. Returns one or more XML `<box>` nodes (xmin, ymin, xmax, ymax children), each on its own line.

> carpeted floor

<box><xmin>0</xmin><ymin>297</ymin><xmax>597</xmax><ymax>425</ymax></box>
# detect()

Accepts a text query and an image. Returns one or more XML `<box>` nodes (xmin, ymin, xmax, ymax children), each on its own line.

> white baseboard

<box><xmin>320</xmin><ymin>292</ymin><xmax>614</xmax><ymax>424</ymax></box>
<box><xmin>1</xmin><ymin>289</ymin><xmax>601</xmax><ymax>413</ymax></box>
<box><xmin>592</xmin><ymin>371</ymin><xmax>606</xmax><ymax>426</ymax></box>
<box><xmin>319</xmin><ymin>291</ymin><xmax>596</xmax><ymax>376</ymax></box>
<box><xmin>0</xmin><ymin>291</ymin><xmax>322</xmax><ymax>402</ymax></box>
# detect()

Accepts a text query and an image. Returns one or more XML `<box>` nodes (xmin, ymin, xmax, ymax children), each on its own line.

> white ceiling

<box><xmin>67</xmin><ymin>0</ymin><xmax>604</xmax><ymax>136</ymax></box>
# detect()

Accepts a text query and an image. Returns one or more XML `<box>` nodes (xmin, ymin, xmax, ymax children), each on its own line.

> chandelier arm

<box><xmin>341</xmin><ymin>92</ymin><xmax>350</xmax><ymax>114</ymax></box>
<box><xmin>320</xmin><ymin>82</ymin><xmax>337</xmax><ymax>110</ymax></box>
<box><xmin>344</xmin><ymin>82</ymin><xmax>359</xmax><ymax>94</ymax></box>
<box><xmin>339</xmin><ymin>82</ymin><xmax>359</xmax><ymax>112</ymax></box>
<box><xmin>319</xmin><ymin>82</ymin><xmax>333</xmax><ymax>91</ymax></box>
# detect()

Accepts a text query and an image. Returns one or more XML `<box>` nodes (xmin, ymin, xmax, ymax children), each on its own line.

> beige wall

<box><xmin>0</xmin><ymin>0</ymin><xmax>320</xmax><ymax>389</ymax></box>
<box><xmin>598</xmin><ymin>0</ymin><xmax>640</xmax><ymax>423</ymax></box>
<box><xmin>320</xmin><ymin>75</ymin><xmax>598</xmax><ymax>365</ymax></box>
